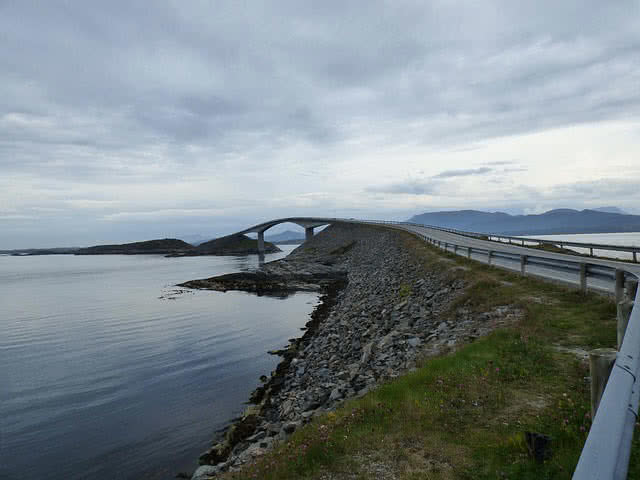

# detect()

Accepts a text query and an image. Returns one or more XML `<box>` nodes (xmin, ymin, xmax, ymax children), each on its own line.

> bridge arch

<box><xmin>235</xmin><ymin>217</ymin><xmax>341</xmax><ymax>253</ymax></box>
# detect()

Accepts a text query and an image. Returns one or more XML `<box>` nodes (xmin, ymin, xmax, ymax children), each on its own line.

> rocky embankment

<box><xmin>187</xmin><ymin>223</ymin><xmax>522</xmax><ymax>479</ymax></box>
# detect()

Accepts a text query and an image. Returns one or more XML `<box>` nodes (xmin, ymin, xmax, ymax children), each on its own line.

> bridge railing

<box><xmin>360</xmin><ymin>219</ymin><xmax>639</xmax><ymax>479</ymax></box>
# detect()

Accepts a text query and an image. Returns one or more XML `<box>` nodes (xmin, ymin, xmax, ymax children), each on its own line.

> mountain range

<box><xmin>265</xmin><ymin>230</ymin><xmax>305</xmax><ymax>243</ymax></box>
<box><xmin>407</xmin><ymin>208</ymin><xmax>640</xmax><ymax>236</ymax></box>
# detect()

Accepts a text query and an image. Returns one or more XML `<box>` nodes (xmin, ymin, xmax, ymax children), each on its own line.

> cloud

<box><xmin>0</xmin><ymin>1</ymin><xmax>639</xmax><ymax>247</ymax></box>
<box><xmin>367</xmin><ymin>180</ymin><xmax>438</xmax><ymax>195</ymax></box>
<box><xmin>368</xmin><ymin>166</ymin><xmax>494</xmax><ymax>194</ymax></box>
<box><xmin>432</xmin><ymin>167</ymin><xmax>492</xmax><ymax>178</ymax></box>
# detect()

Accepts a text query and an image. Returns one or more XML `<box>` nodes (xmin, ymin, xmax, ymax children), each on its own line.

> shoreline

<box><xmin>183</xmin><ymin>224</ymin><xmax>523</xmax><ymax>479</ymax></box>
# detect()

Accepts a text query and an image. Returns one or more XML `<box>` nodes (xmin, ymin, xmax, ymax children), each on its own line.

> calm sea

<box><xmin>522</xmin><ymin>232</ymin><xmax>640</xmax><ymax>261</ymax></box>
<box><xmin>0</xmin><ymin>246</ymin><xmax>316</xmax><ymax>480</ymax></box>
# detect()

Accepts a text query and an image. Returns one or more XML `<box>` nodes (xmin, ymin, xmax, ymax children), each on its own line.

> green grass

<box><xmin>220</xmin><ymin>232</ymin><xmax>636</xmax><ymax>479</ymax></box>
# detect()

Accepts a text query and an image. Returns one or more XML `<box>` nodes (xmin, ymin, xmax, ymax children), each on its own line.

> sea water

<box><xmin>0</xmin><ymin>246</ymin><xmax>316</xmax><ymax>479</ymax></box>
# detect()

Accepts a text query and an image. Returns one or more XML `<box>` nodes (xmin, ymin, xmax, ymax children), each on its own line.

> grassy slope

<box><xmin>220</xmin><ymin>232</ymin><xmax>639</xmax><ymax>479</ymax></box>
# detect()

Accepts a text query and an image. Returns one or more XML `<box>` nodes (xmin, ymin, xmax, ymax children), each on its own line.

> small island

<box><xmin>73</xmin><ymin>234</ymin><xmax>281</xmax><ymax>257</ymax></box>
<box><xmin>194</xmin><ymin>234</ymin><xmax>281</xmax><ymax>256</ymax></box>
<box><xmin>75</xmin><ymin>238</ymin><xmax>195</xmax><ymax>255</ymax></box>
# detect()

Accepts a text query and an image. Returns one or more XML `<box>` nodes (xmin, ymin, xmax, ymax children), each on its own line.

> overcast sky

<box><xmin>2</xmin><ymin>1</ymin><xmax>639</xmax><ymax>248</ymax></box>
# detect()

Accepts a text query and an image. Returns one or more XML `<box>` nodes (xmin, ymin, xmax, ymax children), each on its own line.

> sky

<box><xmin>1</xmin><ymin>1</ymin><xmax>639</xmax><ymax>248</ymax></box>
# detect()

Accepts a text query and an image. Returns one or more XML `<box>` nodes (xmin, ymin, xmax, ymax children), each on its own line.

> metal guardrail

<box><xmin>364</xmin><ymin>220</ymin><xmax>639</xmax><ymax>479</ymax></box>
<box><xmin>404</xmin><ymin>223</ymin><xmax>640</xmax><ymax>263</ymax></box>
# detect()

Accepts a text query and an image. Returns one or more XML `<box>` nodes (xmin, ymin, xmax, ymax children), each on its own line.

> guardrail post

<box><xmin>488</xmin><ymin>250</ymin><xmax>493</xmax><ymax>266</ymax></box>
<box><xmin>579</xmin><ymin>263</ymin><xmax>587</xmax><ymax>293</ymax></box>
<box><xmin>454</xmin><ymin>245</ymin><xmax>458</xmax><ymax>254</ymax></box>
<box><xmin>589</xmin><ymin>247</ymin><xmax>594</xmax><ymax>257</ymax></box>
<box><xmin>626</xmin><ymin>278</ymin><xmax>638</xmax><ymax>300</ymax></box>
<box><xmin>520</xmin><ymin>255</ymin><xmax>527</xmax><ymax>275</ymax></box>
<box><xmin>521</xmin><ymin>239</ymin><xmax>525</xmax><ymax>246</ymax></box>
<box><xmin>589</xmin><ymin>348</ymin><xmax>617</xmax><ymax>418</ymax></box>
<box><xmin>634</xmin><ymin>251</ymin><xmax>637</xmax><ymax>263</ymax></box>
<box><xmin>617</xmin><ymin>300</ymin><xmax>634</xmax><ymax>350</ymax></box>
<box><xmin>467</xmin><ymin>247</ymin><xmax>471</xmax><ymax>259</ymax></box>
<box><xmin>615</xmin><ymin>270</ymin><xmax>625</xmax><ymax>304</ymax></box>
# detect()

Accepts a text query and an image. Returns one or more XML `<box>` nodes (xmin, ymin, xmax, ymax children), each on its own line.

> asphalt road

<box><xmin>395</xmin><ymin>224</ymin><xmax>640</xmax><ymax>295</ymax></box>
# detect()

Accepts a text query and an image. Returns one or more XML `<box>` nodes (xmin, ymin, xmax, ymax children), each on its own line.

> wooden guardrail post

<box><xmin>467</xmin><ymin>247</ymin><xmax>472</xmax><ymax>259</ymax></box>
<box><xmin>589</xmin><ymin>348</ymin><xmax>617</xmax><ymax>418</ymax></box>
<box><xmin>615</xmin><ymin>270</ymin><xmax>625</xmax><ymax>304</ymax></box>
<box><xmin>580</xmin><ymin>263</ymin><xmax>587</xmax><ymax>293</ymax></box>
<box><xmin>520</xmin><ymin>255</ymin><xmax>527</xmax><ymax>275</ymax></box>
<box><xmin>454</xmin><ymin>244</ymin><xmax>458</xmax><ymax>254</ymax></box>
<box><xmin>617</xmin><ymin>300</ymin><xmax>634</xmax><ymax>350</ymax></box>
<box><xmin>615</xmin><ymin>275</ymin><xmax>636</xmax><ymax>350</ymax></box>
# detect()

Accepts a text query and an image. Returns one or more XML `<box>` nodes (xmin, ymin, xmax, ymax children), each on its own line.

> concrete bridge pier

<box><xmin>257</xmin><ymin>231</ymin><xmax>265</xmax><ymax>254</ymax></box>
<box><xmin>305</xmin><ymin>227</ymin><xmax>315</xmax><ymax>241</ymax></box>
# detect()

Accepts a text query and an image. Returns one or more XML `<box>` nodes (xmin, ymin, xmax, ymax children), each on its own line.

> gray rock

<box><xmin>282</xmin><ymin>421</ymin><xmax>301</xmax><ymax>434</ymax></box>
<box><xmin>329</xmin><ymin>387</ymin><xmax>343</xmax><ymax>402</ymax></box>
<box><xmin>361</xmin><ymin>341</ymin><xmax>375</xmax><ymax>364</ymax></box>
<box><xmin>192</xmin><ymin>464</ymin><xmax>223</xmax><ymax>480</ymax></box>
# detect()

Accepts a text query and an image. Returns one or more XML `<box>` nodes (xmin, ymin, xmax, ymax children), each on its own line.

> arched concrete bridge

<box><xmin>235</xmin><ymin>217</ymin><xmax>344</xmax><ymax>253</ymax></box>
<box><xmin>235</xmin><ymin>216</ymin><xmax>640</xmax><ymax>291</ymax></box>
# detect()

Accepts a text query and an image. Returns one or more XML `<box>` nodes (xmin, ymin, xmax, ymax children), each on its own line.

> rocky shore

<box><xmin>185</xmin><ymin>223</ymin><xmax>522</xmax><ymax>479</ymax></box>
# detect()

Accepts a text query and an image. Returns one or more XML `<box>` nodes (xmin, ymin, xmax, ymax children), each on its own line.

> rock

<box><xmin>407</xmin><ymin>337</ymin><xmax>421</xmax><ymax>348</ymax></box>
<box><xmin>329</xmin><ymin>387</ymin><xmax>343</xmax><ymax>402</ymax></box>
<box><xmin>361</xmin><ymin>341</ymin><xmax>375</xmax><ymax>364</ymax></box>
<box><xmin>280</xmin><ymin>399</ymin><xmax>293</xmax><ymax>416</ymax></box>
<box><xmin>192</xmin><ymin>464</ymin><xmax>224</xmax><ymax>480</ymax></box>
<box><xmin>301</xmin><ymin>410</ymin><xmax>316</xmax><ymax>421</ymax></box>
<box><xmin>282</xmin><ymin>421</ymin><xmax>301</xmax><ymax>434</ymax></box>
<box><xmin>246</xmin><ymin>430</ymin><xmax>266</xmax><ymax>443</ymax></box>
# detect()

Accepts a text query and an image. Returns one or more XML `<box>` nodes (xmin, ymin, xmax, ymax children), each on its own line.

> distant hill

<box><xmin>196</xmin><ymin>234</ymin><xmax>281</xmax><ymax>255</ymax></box>
<box><xmin>179</xmin><ymin>234</ymin><xmax>212</xmax><ymax>246</ymax></box>
<box><xmin>0</xmin><ymin>247</ymin><xmax>80</xmax><ymax>256</ymax></box>
<box><xmin>407</xmin><ymin>208</ymin><xmax>640</xmax><ymax>235</ymax></box>
<box><xmin>592</xmin><ymin>206</ymin><xmax>627</xmax><ymax>215</ymax></box>
<box><xmin>76</xmin><ymin>238</ymin><xmax>194</xmax><ymax>255</ymax></box>
<box><xmin>265</xmin><ymin>230</ymin><xmax>305</xmax><ymax>244</ymax></box>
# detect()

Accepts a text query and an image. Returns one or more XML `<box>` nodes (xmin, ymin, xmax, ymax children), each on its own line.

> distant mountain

<box><xmin>591</xmin><ymin>206</ymin><xmax>627</xmax><ymax>215</ymax></box>
<box><xmin>265</xmin><ymin>230</ymin><xmax>305</xmax><ymax>243</ymax></box>
<box><xmin>196</xmin><ymin>234</ymin><xmax>280</xmax><ymax>255</ymax></box>
<box><xmin>76</xmin><ymin>238</ymin><xmax>194</xmax><ymax>255</ymax></box>
<box><xmin>407</xmin><ymin>209</ymin><xmax>640</xmax><ymax>235</ymax></box>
